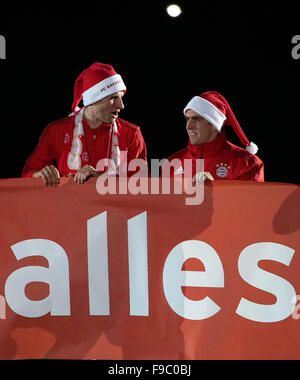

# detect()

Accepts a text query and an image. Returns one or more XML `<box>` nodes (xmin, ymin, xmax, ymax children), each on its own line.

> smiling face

<box><xmin>84</xmin><ymin>91</ymin><xmax>125</xmax><ymax>127</ymax></box>
<box><xmin>185</xmin><ymin>109</ymin><xmax>219</xmax><ymax>145</ymax></box>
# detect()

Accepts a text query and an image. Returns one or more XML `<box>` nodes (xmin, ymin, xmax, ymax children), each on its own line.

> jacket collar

<box><xmin>82</xmin><ymin>117</ymin><xmax>114</xmax><ymax>134</ymax></box>
<box><xmin>188</xmin><ymin>129</ymin><xmax>226</xmax><ymax>157</ymax></box>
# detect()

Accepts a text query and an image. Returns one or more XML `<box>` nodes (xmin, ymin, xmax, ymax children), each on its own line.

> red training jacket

<box><xmin>163</xmin><ymin>130</ymin><xmax>264</xmax><ymax>181</ymax></box>
<box><xmin>22</xmin><ymin>115</ymin><xmax>147</xmax><ymax>178</ymax></box>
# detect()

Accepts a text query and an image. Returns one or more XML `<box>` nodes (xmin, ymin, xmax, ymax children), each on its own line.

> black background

<box><xmin>0</xmin><ymin>1</ymin><xmax>299</xmax><ymax>184</ymax></box>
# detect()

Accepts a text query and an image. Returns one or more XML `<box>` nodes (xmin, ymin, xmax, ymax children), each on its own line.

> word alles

<box><xmin>4</xmin><ymin>212</ymin><xmax>297</xmax><ymax>323</ymax></box>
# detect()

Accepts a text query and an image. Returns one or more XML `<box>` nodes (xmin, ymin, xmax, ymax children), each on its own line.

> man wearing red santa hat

<box><xmin>22</xmin><ymin>62</ymin><xmax>147</xmax><ymax>186</ymax></box>
<box><xmin>164</xmin><ymin>91</ymin><xmax>264</xmax><ymax>183</ymax></box>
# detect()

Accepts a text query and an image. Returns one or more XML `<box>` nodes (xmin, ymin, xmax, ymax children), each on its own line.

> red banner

<box><xmin>0</xmin><ymin>177</ymin><xmax>299</xmax><ymax>359</ymax></box>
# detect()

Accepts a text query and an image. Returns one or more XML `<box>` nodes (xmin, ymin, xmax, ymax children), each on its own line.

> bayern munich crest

<box><xmin>216</xmin><ymin>163</ymin><xmax>230</xmax><ymax>178</ymax></box>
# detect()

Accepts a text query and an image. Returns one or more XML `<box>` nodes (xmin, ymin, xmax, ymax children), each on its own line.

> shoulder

<box><xmin>36</xmin><ymin>115</ymin><xmax>73</xmax><ymax>142</ymax></box>
<box><xmin>117</xmin><ymin>118</ymin><xmax>145</xmax><ymax>144</ymax></box>
<box><xmin>117</xmin><ymin>118</ymin><xmax>140</xmax><ymax>131</ymax></box>
<box><xmin>46</xmin><ymin>115</ymin><xmax>74</xmax><ymax>130</ymax></box>
<box><xmin>225</xmin><ymin>140</ymin><xmax>263</xmax><ymax>166</ymax></box>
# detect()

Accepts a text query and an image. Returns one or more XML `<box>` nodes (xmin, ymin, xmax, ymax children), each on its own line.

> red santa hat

<box><xmin>71</xmin><ymin>62</ymin><xmax>126</xmax><ymax>112</ymax></box>
<box><xmin>183</xmin><ymin>91</ymin><xmax>258</xmax><ymax>154</ymax></box>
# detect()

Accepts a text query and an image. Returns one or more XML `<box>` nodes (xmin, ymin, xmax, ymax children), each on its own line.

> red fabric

<box><xmin>0</xmin><ymin>178</ymin><xmax>299</xmax><ymax>359</ymax></box>
<box><xmin>164</xmin><ymin>130</ymin><xmax>264</xmax><ymax>181</ymax></box>
<box><xmin>199</xmin><ymin>91</ymin><xmax>252</xmax><ymax>149</ymax></box>
<box><xmin>72</xmin><ymin>63</ymin><xmax>124</xmax><ymax>112</ymax></box>
<box><xmin>22</xmin><ymin>115</ymin><xmax>147</xmax><ymax>178</ymax></box>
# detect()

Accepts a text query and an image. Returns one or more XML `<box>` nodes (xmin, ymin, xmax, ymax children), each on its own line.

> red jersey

<box><xmin>164</xmin><ymin>130</ymin><xmax>264</xmax><ymax>181</ymax></box>
<box><xmin>22</xmin><ymin>115</ymin><xmax>147</xmax><ymax>177</ymax></box>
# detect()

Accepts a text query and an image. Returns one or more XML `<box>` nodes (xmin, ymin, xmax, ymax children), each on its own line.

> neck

<box><xmin>188</xmin><ymin>130</ymin><xmax>226</xmax><ymax>155</ymax></box>
<box><xmin>83</xmin><ymin>108</ymin><xmax>103</xmax><ymax>129</ymax></box>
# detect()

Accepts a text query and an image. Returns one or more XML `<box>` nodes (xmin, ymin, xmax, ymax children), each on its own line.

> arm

<box><xmin>239</xmin><ymin>155</ymin><xmax>264</xmax><ymax>182</ymax></box>
<box><xmin>22</xmin><ymin>124</ymin><xmax>60</xmax><ymax>186</ymax></box>
<box><xmin>127</xmin><ymin>127</ymin><xmax>148</xmax><ymax>177</ymax></box>
<box><xmin>127</xmin><ymin>127</ymin><xmax>147</xmax><ymax>161</ymax></box>
<box><xmin>22</xmin><ymin>125</ymin><xmax>57</xmax><ymax>177</ymax></box>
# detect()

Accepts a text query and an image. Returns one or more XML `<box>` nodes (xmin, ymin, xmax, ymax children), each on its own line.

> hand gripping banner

<box><xmin>0</xmin><ymin>178</ymin><xmax>299</xmax><ymax>359</ymax></box>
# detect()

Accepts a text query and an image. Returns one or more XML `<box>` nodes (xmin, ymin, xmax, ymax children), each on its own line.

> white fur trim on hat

<box><xmin>246</xmin><ymin>142</ymin><xmax>258</xmax><ymax>155</ymax></box>
<box><xmin>82</xmin><ymin>74</ymin><xmax>126</xmax><ymax>106</ymax></box>
<box><xmin>183</xmin><ymin>96</ymin><xmax>227</xmax><ymax>132</ymax></box>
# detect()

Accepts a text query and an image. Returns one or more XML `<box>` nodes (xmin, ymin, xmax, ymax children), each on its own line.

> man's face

<box><xmin>88</xmin><ymin>91</ymin><xmax>125</xmax><ymax>124</ymax></box>
<box><xmin>185</xmin><ymin>109</ymin><xmax>219</xmax><ymax>145</ymax></box>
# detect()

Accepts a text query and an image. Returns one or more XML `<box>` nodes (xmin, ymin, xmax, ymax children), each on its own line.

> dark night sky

<box><xmin>0</xmin><ymin>1</ymin><xmax>299</xmax><ymax>184</ymax></box>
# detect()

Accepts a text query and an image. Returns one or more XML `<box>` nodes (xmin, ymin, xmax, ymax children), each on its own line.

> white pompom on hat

<box><xmin>183</xmin><ymin>91</ymin><xmax>258</xmax><ymax>154</ymax></box>
<box><xmin>71</xmin><ymin>62</ymin><xmax>126</xmax><ymax>113</ymax></box>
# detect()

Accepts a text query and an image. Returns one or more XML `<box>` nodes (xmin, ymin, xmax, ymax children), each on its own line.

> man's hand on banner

<box><xmin>192</xmin><ymin>171</ymin><xmax>214</xmax><ymax>184</ymax></box>
<box><xmin>73</xmin><ymin>165</ymin><xmax>100</xmax><ymax>184</ymax></box>
<box><xmin>33</xmin><ymin>165</ymin><xmax>60</xmax><ymax>187</ymax></box>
